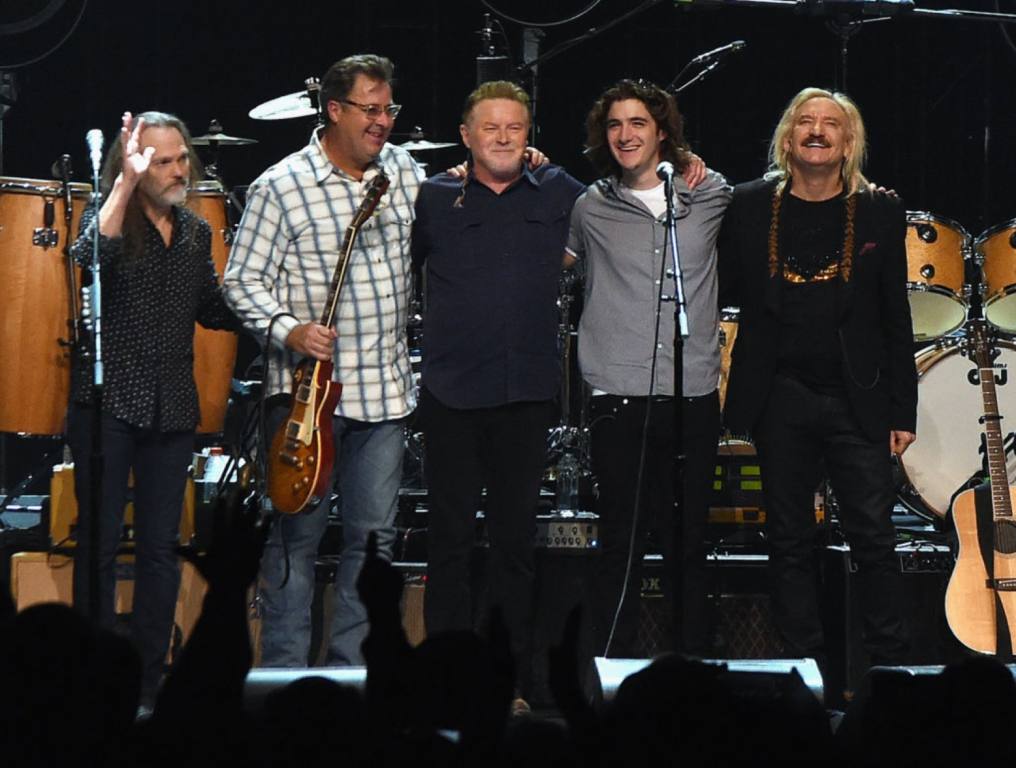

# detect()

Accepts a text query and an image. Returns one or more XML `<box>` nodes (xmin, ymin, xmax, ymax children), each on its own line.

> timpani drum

<box><xmin>0</xmin><ymin>177</ymin><xmax>91</xmax><ymax>434</ymax></box>
<box><xmin>905</xmin><ymin>212</ymin><xmax>970</xmax><ymax>341</ymax></box>
<box><xmin>186</xmin><ymin>180</ymin><xmax>238</xmax><ymax>435</ymax></box>
<box><xmin>976</xmin><ymin>220</ymin><xmax>1016</xmax><ymax>334</ymax></box>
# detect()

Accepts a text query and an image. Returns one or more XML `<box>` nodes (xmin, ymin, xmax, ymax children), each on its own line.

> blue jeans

<box><xmin>258</xmin><ymin>405</ymin><xmax>403</xmax><ymax>666</ymax></box>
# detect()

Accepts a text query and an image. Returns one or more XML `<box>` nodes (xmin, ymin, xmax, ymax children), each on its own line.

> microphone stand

<box><xmin>86</xmin><ymin>161</ymin><xmax>105</xmax><ymax>624</ymax></box>
<box><xmin>660</xmin><ymin>168</ymin><xmax>689</xmax><ymax>637</ymax></box>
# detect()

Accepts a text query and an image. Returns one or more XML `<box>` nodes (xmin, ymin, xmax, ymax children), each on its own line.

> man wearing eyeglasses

<box><xmin>224</xmin><ymin>54</ymin><xmax>421</xmax><ymax>667</ymax></box>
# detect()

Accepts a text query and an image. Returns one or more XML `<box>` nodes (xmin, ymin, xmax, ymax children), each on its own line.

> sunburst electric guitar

<box><xmin>944</xmin><ymin>319</ymin><xmax>1016</xmax><ymax>653</ymax></box>
<box><xmin>267</xmin><ymin>170</ymin><xmax>390</xmax><ymax>515</ymax></box>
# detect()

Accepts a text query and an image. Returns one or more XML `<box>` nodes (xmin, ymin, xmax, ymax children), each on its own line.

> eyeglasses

<box><xmin>339</xmin><ymin>99</ymin><xmax>402</xmax><ymax>120</ymax></box>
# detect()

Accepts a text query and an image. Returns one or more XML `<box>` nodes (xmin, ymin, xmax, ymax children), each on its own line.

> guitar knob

<box><xmin>307</xmin><ymin>455</ymin><xmax>316</xmax><ymax>465</ymax></box>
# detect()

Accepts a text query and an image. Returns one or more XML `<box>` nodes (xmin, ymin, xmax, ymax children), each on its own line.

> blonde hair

<box><xmin>766</xmin><ymin>87</ymin><xmax>868</xmax><ymax>195</ymax></box>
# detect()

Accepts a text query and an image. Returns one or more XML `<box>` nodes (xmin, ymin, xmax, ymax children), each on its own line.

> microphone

<box><xmin>656</xmin><ymin>161</ymin><xmax>675</xmax><ymax>182</ymax></box>
<box><xmin>53</xmin><ymin>154</ymin><xmax>73</xmax><ymax>220</ymax></box>
<box><xmin>689</xmin><ymin>40</ymin><xmax>746</xmax><ymax>67</ymax></box>
<box><xmin>85</xmin><ymin>129</ymin><xmax>104</xmax><ymax>176</ymax></box>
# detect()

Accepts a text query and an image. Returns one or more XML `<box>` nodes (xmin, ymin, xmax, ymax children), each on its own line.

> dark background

<box><xmin>3</xmin><ymin>0</ymin><xmax>1016</xmax><ymax>234</ymax></box>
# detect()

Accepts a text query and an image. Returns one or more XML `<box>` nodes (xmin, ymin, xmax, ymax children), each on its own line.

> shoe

<box><xmin>510</xmin><ymin>696</ymin><xmax>532</xmax><ymax>717</ymax></box>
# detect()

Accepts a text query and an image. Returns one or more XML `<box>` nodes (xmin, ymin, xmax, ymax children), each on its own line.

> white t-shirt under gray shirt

<box><xmin>566</xmin><ymin>170</ymin><xmax>732</xmax><ymax>398</ymax></box>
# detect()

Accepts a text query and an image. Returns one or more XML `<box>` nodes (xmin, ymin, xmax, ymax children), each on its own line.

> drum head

<box><xmin>985</xmin><ymin>291</ymin><xmax>1016</xmax><ymax>335</ymax></box>
<box><xmin>908</xmin><ymin>290</ymin><xmax>967</xmax><ymax>342</ymax></box>
<box><xmin>899</xmin><ymin>340</ymin><xmax>1016</xmax><ymax>518</ymax></box>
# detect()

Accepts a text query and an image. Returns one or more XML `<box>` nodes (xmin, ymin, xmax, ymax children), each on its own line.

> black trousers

<box><xmin>590</xmin><ymin>391</ymin><xmax>720</xmax><ymax>657</ymax></box>
<box><xmin>67</xmin><ymin>404</ymin><xmax>193</xmax><ymax>703</ymax></box>
<box><xmin>754</xmin><ymin>375</ymin><xmax>909</xmax><ymax>664</ymax></box>
<box><xmin>420</xmin><ymin>387</ymin><xmax>552</xmax><ymax>693</ymax></box>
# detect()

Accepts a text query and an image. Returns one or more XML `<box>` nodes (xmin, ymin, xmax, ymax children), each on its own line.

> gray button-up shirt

<box><xmin>567</xmin><ymin>170</ymin><xmax>731</xmax><ymax>397</ymax></box>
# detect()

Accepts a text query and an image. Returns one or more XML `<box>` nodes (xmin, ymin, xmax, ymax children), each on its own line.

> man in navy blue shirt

<box><xmin>411</xmin><ymin>81</ymin><xmax>585</xmax><ymax>701</ymax></box>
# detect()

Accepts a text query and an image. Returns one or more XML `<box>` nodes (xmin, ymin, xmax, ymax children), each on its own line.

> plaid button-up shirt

<box><xmin>224</xmin><ymin>131</ymin><xmax>424</xmax><ymax>422</ymax></box>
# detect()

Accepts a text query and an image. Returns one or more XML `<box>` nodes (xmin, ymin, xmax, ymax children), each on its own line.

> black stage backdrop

<box><xmin>3</xmin><ymin>0</ymin><xmax>1016</xmax><ymax>234</ymax></box>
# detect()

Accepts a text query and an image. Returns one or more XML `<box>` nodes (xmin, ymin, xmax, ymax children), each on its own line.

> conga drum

<box><xmin>186</xmin><ymin>180</ymin><xmax>238</xmax><ymax>434</ymax></box>
<box><xmin>0</xmin><ymin>177</ymin><xmax>91</xmax><ymax>434</ymax></box>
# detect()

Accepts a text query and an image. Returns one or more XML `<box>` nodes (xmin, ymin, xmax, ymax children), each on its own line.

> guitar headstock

<box><xmin>351</xmin><ymin>170</ymin><xmax>391</xmax><ymax>229</ymax></box>
<box><xmin>964</xmin><ymin>318</ymin><xmax>995</xmax><ymax>368</ymax></box>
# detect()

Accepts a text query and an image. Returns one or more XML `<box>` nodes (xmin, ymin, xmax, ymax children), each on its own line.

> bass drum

<box><xmin>0</xmin><ymin>177</ymin><xmax>91</xmax><ymax>434</ymax></box>
<box><xmin>186</xmin><ymin>180</ymin><xmax>238</xmax><ymax>434</ymax></box>
<box><xmin>898</xmin><ymin>337</ymin><xmax>1016</xmax><ymax>519</ymax></box>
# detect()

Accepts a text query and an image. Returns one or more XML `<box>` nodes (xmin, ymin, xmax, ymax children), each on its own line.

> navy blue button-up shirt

<box><xmin>411</xmin><ymin>164</ymin><xmax>585</xmax><ymax>409</ymax></box>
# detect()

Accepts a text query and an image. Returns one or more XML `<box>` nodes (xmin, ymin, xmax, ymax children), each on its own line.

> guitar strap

<box><xmin>974</xmin><ymin>482</ymin><xmax>1014</xmax><ymax>661</ymax></box>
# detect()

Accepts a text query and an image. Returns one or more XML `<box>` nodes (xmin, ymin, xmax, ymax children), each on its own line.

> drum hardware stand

<box><xmin>547</xmin><ymin>268</ymin><xmax>591</xmax><ymax>517</ymax></box>
<box><xmin>403</xmin><ymin>263</ymin><xmax>426</xmax><ymax>491</ymax></box>
<box><xmin>199</xmin><ymin>119</ymin><xmax>248</xmax><ymax>231</ymax></box>
<box><xmin>305</xmin><ymin>77</ymin><xmax>323</xmax><ymax>128</ymax></box>
<box><xmin>51</xmin><ymin>154</ymin><xmax>84</xmax><ymax>353</ymax></box>
<box><xmin>0</xmin><ymin>71</ymin><xmax>16</xmax><ymax>175</ymax></box>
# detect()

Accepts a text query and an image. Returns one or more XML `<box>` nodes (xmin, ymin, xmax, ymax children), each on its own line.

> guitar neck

<box><xmin>318</xmin><ymin>224</ymin><xmax>357</xmax><ymax>329</ymax></box>
<box><xmin>314</xmin><ymin>170</ymin><xmax>390</xmax><ymax>332</ymax></box>
<box><xmin>973</xmin><ymin>322</ymin><xmax>1013</xmax><ymax>520</ymax></box>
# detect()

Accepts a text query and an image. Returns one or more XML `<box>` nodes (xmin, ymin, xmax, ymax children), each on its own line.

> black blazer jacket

<box><xmin>717</xmin><ymin>177</ymin><xmax>918</xmax><ymax>443</ymax></box>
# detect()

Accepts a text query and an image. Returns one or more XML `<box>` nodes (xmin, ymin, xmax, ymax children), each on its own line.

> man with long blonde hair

<box><xmin>719</xmin><ymin>87</ymin><xmax>917</xmax><ymax>678</ymax></box>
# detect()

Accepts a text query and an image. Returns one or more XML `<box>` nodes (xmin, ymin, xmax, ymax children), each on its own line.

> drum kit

<box><xmin>896</xmin><ymin>211</ymin><xmax>1016</xmax><ymax>523</ymax></box>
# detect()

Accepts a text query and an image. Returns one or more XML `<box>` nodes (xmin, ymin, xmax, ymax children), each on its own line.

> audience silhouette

<box><xmin>1</xmin><ymin>487</ymin><xmax>1009</xmax><ymax>767</ymax></box>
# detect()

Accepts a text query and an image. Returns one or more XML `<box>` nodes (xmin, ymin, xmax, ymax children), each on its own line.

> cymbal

<box><xmin>249</xmin><ymin>91</ymin><xmax>317</xmax><ymax>121</ymax></box>
<box><xmin>399</xmin><ymin>139</ymin><xmax>458</xmax><ymax>151</ymax></box>
<box><xmin>191</xmin><ymin>132</ymin><xmax>258</xmax><ymax>146</ymax></box>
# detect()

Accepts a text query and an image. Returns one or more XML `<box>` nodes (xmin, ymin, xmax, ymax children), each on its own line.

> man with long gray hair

<box><xmin>68</xmin><ymin>110</ymin><xmax>237</xmax><ymax>711</ymax></box>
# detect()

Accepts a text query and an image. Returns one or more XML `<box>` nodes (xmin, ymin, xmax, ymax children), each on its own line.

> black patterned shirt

<box><xmin>70</xmin><ymin>204</ymin><xmax>237</xmax><ymax>432</ymax></box>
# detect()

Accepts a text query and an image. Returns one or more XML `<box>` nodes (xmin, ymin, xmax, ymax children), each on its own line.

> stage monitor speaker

<box><xmin>822</xmin><ymin>543</ymin><xmax>966</xmax><ymax>702</ymax></box>
<box><xmin>8</xmin><ymin>551</ymin><xmax>211</xmax><ymax>663</ymax></box>
<box><xmin>588</xmin><ymin>656</ymin><xmax>824</xmax><ymax>707</ymax></box>
<box><xmin>243</xmin><ymin>667</ymin><xmax>367</xmax><ymax>713</ymax></box>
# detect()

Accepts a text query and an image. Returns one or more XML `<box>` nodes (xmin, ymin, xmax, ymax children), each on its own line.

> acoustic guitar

<box><xmin>267</xmin><ymin>170</ymin><xmax>390</xmax><ymax>515</ymax></box>
<box><xmin>944</xmin><ymin>318</ymin><xmax>1016</xmax><ymax>654</ymax></box>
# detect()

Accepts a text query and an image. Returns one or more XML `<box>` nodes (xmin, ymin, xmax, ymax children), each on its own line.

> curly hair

<box><xmin>584</xmin><ymin>79</ymin><xmax>691</xmax><ymax>179</ymax></box>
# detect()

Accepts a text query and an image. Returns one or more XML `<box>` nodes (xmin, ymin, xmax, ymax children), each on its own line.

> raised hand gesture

<box><xmin>118</xmin><ymin>111</ymin><xmax>155</xmax><ymax>188</ymax></box>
